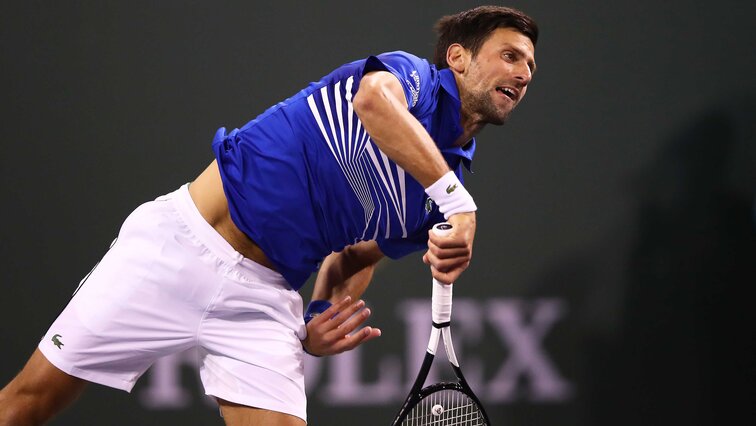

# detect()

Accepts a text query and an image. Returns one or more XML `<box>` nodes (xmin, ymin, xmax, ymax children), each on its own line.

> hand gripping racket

<box><xmin>391</xmin><ymin>223</ymin><xmax>490</xmax><ymax>425</ymax></box>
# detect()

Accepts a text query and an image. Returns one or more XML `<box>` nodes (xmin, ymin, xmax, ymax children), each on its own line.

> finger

<box><xmin>324</xmin><ymin>307</ymin><xmax>370</xmax><ymax>345</ymax></box>
<box><xmin>428</xmin><ymin>227</ymin><xmax>472</xmax><ymax>245</ymax></box>
<box><xmin>309</xmin><ymin>295</ymin><xmax>351</xmax><ymax>327</ymax></box>
<box><xmin>334</xmin><ymin>326</ymin><xmax>382</xmax><ymax>353</ymax></box>
<box><xmin>331</xmin><ymin>295</ymin><xmax>354</xmax><ymax>312</ymax></box>
<box><xmin>430</xmin><ymin>265</ymin><xmax>465</xmax><ymax>284</ymax></box>
<box><xmin>331</xmin><ymin>299</ymin><xmax>366</xmax><ymax>327</ymax></box>
<box><xmin>428</xmin><ymin>233</ymin><xmax>465</xmax><ymax>249</ymax></box>
<box><xmin>427</xmin><ymin>245</ymin><xmax>470</xmax><ymax>260</ymax></box>
<box><xmin>431</xmin><ymin>256</ymin><xmax>470</xmax><ymax>273</ymax></box>
<box><xmin>427</xmin><ymin>230</ymin><xmax>469</xmax><ymax>249</ymax></box>
<box><xmin>336</xmin><ymin>306</ymin><xmax>373</xmax><ymax>334</ymax></box>
<box><xmin>425</xmin><ymin>246</ymin><xmax>470</xmax><ymax>269</ymax></box>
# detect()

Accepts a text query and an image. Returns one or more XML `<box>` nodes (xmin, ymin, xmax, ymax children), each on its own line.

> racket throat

<box><xmin>408</xmin><ymin>351</ymin><xmax>435</xmax><ymax>393</ymax></box>
<box><xmin>391</xmin><ymin>351</ymin><xmax>436</xmax><ymax>426</ymax></box>
<box><xmin>429</xmin><ymin>323</ymin><xmax>460</xmax><ymax>368</ymax></box>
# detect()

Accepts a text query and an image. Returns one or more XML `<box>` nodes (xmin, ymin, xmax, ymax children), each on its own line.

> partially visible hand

<box><xmin>422</xmin><ymin>212</ymin><xmax>476</xmax><ymax>284</ymax></box>
<box><xmin>302</xmin><ymin>296</ymin><xmax>382</xmax><ymax>357</ymax></box>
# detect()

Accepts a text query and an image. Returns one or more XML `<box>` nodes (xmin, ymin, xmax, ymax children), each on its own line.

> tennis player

<box><xmin>0</xmin><ymin>5</ymin><xmax>537</xmax><ymax>425</ymax></box>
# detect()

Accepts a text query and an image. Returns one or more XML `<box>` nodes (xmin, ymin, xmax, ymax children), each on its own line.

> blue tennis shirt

<box><xmin>213</xmin><ymin>51</ymin><xmax>476</xmax><ymax>290</ymax></box>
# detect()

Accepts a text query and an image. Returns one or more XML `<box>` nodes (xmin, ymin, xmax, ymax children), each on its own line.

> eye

<box><xmin>502</xmin><ymin>51</ymin><xmax>515</xmax><ymax>61</ymax></box>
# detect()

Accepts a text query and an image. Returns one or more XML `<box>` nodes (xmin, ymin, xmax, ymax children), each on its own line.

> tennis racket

<box><xmin>391</xmin><ymin>222</ymin><xmax>490</xmax><ymax>425</ymax></box>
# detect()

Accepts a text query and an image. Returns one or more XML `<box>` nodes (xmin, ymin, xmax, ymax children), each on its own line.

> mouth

<box><xmin>495</xmin><ymin>86</ymin><xmax>518</xmax><ymax>102</ymax></box>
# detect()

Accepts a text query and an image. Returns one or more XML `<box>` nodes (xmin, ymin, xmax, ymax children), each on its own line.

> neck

<box><xmin>456</xmin><ymin>108</ymin><xmax>485</xmax><ymax>147</ymax></box>
<box><xmin>452</xmin><ymin>70</ymin><xmax>486</xmax><ymax>146</ymax></box>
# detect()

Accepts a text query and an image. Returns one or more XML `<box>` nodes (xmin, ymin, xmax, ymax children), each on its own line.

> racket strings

<box><xmin>401</xmin><ymin>389</ymin><xmax>486</xmax><ymax>425</ymax></box>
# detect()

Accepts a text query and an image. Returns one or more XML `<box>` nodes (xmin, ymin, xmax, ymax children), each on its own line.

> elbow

<box><xmin>353</xmin><ymin>80</ymin><xmax>381</xmax><ymax>117</ymax></box>
<box><xmin>342</xmin><ymin>240</ymin><xmax>384</xmax><ymax>272</ymax></box>
<box><xmin>353</xmin><ymin>72</ymin><xmax>408</xmax><ymax>132</ymax></box>
<box><xmin>353</xmin><ymin>74</ymin><xmax>395</xmax><ymax>119</ymax></box>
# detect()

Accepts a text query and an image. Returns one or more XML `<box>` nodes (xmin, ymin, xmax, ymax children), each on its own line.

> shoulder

<box><xmin>364</xmin><ymin>51</ymin><xmax>432</xmax><ymax>79</ymax></box>
<box><xmin>372</xmin><ymin>50</ymin><xmax>427</xmax><ymax>65</ymax></box>
<box><xmin>362</xmin><ymin>51</ymin><xmax>438</xmax><ymax>111</ymax></box>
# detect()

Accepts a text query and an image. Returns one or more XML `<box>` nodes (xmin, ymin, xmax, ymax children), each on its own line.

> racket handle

<box><xmin>431</xmin><ymin>223</ymin><xmax>453</xmax><ymax>325</ymax></box>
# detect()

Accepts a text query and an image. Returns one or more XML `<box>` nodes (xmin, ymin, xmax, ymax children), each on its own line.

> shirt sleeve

<box><xmin>362</xmin><ymin>51</ymin><xmax>434</xmax><ymax>116</ymax></box>
<box><xmin>377</xmin><ymin>232</ymin><xmax>427</xmax><ymax>260</ymax></box>
<box><xmin>376</xmin><ymin>209</ymin><xmax>446</xmax><ymax>260</ymax></box>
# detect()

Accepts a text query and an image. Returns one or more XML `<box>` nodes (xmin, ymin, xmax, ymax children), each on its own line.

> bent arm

<box><xmin>353</xmin><ymin>71</ymin><xmax>450</xmax><ymax>187</ymax></box>
<box><xmin>353</xmin><ymin>70</ymin><xmax>476</xmax><ymax>285</ymax></box>
<box><xmin>310</xmin><ymin>240</ymin><xmax>385</xmax><ymax>303</ymax></box>
<box><xmin>302</xmin><ymin>241</ymin><xmax>384</xmax><ymax>356</ymax></box>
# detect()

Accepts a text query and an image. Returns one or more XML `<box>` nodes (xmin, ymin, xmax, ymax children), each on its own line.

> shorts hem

<box><xmin>204</xmin><ymin>387</ymin><xmax>307</xmax><ymax>423</ymax></box>
<box><xmin>38</xmin><ymin>342</ymin><xmax>136</xmax><ymax>392</ymax></box>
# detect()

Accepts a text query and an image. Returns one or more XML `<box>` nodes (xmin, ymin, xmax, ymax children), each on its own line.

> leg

<box><xmin>218</xmin><ymin>399</ymin><xmax>306</xmax><ymax>426</ymax></box>
<box><xmin>0</xmin><ymin>349</ymin><xmax>87</xmax><ymax>426</ymax></box>
<box><xmin>199</xmin><ymin>265</ymin><xmax>309</xmax><ymax>424</ymax></box>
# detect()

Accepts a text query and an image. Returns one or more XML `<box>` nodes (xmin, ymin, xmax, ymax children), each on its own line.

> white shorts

<box><xmin>39</xmin><ymin>184</ymin><xmax>308</xmax><ymax>422</ymax></box>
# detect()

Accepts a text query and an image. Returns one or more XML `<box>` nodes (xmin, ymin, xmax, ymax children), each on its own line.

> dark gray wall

<box><xmin>2</xmin><ymin>1</ymin><xmax>755</xmax><ymax>425</ymax></box>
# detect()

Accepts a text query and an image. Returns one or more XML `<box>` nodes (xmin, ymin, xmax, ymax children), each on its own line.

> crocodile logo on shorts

<box><xmin>446</xmin><ymin>184</ymin><xmax>458</xmax><ymax>194</ymax></box>
<box><xmin>52</xmin><ymin>334</ymin><xmax>64</xmax><ymax>349</ymax></box>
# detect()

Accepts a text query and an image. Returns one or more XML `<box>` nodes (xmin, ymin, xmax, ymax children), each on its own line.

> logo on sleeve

<box><xmin>52</xmin><ymin>334</ymin><xmax>64</xmax><ymax>349</ymax></box>
<box><xmin>405</xmin><ymin>70</ymin><xmax>420</xmax><ymax>108</ymax></box>
<box><xmin>425</xmin><ymin>197</ymin><xmax>435</xmax><ymax>213</ymax></box>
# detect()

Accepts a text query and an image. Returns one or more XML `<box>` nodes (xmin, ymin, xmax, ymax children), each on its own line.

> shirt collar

<box><xmin>439</xmin><ymin>68</ymin><xmax>476</xmax><ymax>172</ymax></box>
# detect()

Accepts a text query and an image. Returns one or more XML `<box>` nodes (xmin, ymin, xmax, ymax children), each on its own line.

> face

<box><xmin>456</xmin><ymin>27</ymin><xmax>536</xmax><ymax>126</ymax></box>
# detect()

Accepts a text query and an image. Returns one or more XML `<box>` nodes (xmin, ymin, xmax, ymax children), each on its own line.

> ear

<box><xmin>446</xmin><ymin>43</ymin><xmax>469</xmax><ymax>73</ymax></box>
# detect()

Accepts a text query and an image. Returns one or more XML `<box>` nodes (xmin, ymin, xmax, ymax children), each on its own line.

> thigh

<box><xmin>40</xmin><ymin>196</ymin><xmax>222</xmax><ymax>391</ymax></box>
<box><xmin>199</xmin><ymin>276</ymin><xmax>307</xmax><ymax>422</ymax></box>
<box><xmin>218</xmin><ymin>399</ymin><xmax>306</xmax><ymax>426</ymax></box>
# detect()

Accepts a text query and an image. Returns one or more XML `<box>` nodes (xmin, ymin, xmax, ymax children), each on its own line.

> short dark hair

<box><xmin>433</xmin><ymin>6</ymin><xmax>539</xmax><ymax>69</ymax></box>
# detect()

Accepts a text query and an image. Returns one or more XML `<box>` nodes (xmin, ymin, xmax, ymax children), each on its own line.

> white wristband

<box><xmin>424</xmin><ymin>171</ymin><xmax>477</xmax><ymax>219</ymax></box>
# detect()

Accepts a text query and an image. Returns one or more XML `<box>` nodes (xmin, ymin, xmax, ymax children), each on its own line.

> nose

<box><xmin>513</xmin><ymin>61</ymin><xmax>532</xmax><ymax>86</ymax></box>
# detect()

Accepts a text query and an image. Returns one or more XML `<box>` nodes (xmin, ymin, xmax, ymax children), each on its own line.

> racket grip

<box><xmin>432</xmin><ymin>278</ymin><xmax>453</xmax><ymax>324</ymax></box>
<box><xmin>431</xmin><ymin>223</ymin><xmax>453</xmax><ymax>324</ymax></box>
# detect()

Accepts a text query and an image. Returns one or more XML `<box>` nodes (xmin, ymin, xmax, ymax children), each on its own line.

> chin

<box><xmin>487</xmin><ymin>111</ymin><xmax>511</xmax><ymax>126</ymax></box>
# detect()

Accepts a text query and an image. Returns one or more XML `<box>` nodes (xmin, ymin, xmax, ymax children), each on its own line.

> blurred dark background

<box><xmin>1</xmin><ymin>1</ymin><xmax>754</xmax><ymax>425</ymax></box>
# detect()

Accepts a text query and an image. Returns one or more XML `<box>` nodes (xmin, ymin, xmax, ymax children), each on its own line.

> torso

<box><xmin>207</xmin><ymin>52</ymin><xmax>475</xmax><ymax>289</ymax></box>
<box><xmin>188</xmin><ymin>161</ymin><xmax>276</xmax><ymax>270</ymax></box>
